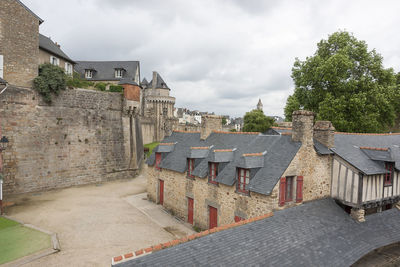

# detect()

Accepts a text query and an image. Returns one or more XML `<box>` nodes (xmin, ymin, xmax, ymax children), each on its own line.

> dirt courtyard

<box><xmin>4</xmin><ymin>171</ymin><xmax>194</xmax><ymax>266</ymax></box>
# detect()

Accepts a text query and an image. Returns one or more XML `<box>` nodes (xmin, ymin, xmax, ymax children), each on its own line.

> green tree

<box><xmin>33</xmin><ymin>63</ymin><xmax>67</xmax><ymax>103</ymax></box>
<box><xmin>222</xmin><ymin>117</ymin><xmax>227</xmax><ymax>125</ymax></box>
<box><xmin>242</xmin><ymin>109</ymin><xmax>274</xmax><ymax>132</ymax></box>
<box><xmin>284</xmin><ymin>30</ymin><xmax>397</xmax><ymax>133</ymax></box>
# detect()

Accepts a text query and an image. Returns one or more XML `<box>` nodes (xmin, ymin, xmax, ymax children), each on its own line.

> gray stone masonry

<box><xmin>351</xmin><ymin>208</ymin><xmax>366</xmax><ymax>222</ymax></box>
<box><xmin>314</xmin><ymin>121</ymin><xmax>335</xmax><ymax>148</ymax></box>
<box><xmin>292</xmin><ymin>110</ymin><xmax>315</xmax><ymax>145</ymax></box>
<box><xmin>201</xmin><ymin>115</ymin><xmax>222</xmax><ymax>140</ymax></box>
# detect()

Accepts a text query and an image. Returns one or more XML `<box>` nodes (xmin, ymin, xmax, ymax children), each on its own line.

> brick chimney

<box><xmin>313</xmin><ymin>121</ymin><xmax>335</xmax><ymax>148</ymax></box>
<box><xmin>291</xmin><ymin>110</ymin><xmax>314</xmax><ymax>145</ymax></box>
<box><xmin>201</xmin><ymin>115</ymin><xmax>222</xmax><ymax>140</ymax></box>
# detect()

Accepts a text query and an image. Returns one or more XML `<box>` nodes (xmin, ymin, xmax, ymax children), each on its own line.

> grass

<box><xmin>0</xmin><ymin>217</ymin><xmax>51</xmax><ymax>265</ymax></box>
<box><xmin>144</xmin><ymin>142</ymin><xmax>159</xmax><ymax>157</ymax></box>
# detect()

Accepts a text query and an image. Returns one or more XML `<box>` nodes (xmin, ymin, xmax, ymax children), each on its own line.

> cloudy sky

<box><xmin>24</xmin><ymin>0</ymin><xmax>400</xmax><ymax>118</ymax></box>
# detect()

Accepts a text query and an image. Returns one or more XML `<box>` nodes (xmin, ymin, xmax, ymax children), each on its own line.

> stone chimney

<box><xmin>313</xmin><ymin>121</ymin><xmax>335</xmax><ymax>148</ymax></box>
<box><xmin>201</xmin><ymin>115</ymin><xmax>222</xmax><ymax>140</ymax></box>
<box><xmin>291</xmin><ymin>110</ymin><xmax>314</xmax><ymax>145</ymax></box>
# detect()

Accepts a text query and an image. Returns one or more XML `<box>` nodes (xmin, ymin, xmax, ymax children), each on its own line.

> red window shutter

<box><xmin>296</xmin><ymin>176</ymin><xmax>303</xmax><ymax>203</ymax></box>
<box><xmin>155</xmin><ymin>153</ymin><xmax>161</xmax><ymax>170</ymax></box>
<box><xmin>279</xmin><ymin>177</ymin><xmax>286</xmax><ymax>206</ymax></box>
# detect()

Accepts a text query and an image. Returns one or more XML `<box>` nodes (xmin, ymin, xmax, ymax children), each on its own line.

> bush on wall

<box><xmin>33</xmin><ymin>63</ymin><xmax>66</xmax><ymax>103</ymax></box>
<box><xmin>95</xmin><ymin>82</ymin><xmax>106</xmax><ymax>91</ymax></box>
<box><xmin>109</xmin><ymin>85</ymin><xmax>123</xmax><ymax>92</ymax></box>
<box><xmin>66</xmin><ymin>72</ymin><xmax>94</xmax><ymax>88</ymax></box>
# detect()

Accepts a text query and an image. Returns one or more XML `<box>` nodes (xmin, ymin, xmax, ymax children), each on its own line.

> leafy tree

<box><xmin>33</xmin><ymin>63</ymin><xmax>66</xmax><ymax>103</ymax></box>
<box><xmin>243</xmin><ymin>109</ymin><xmax>274</xmax><ymax>132</ymax></box>
<box><xmin>222</xmin><ymin>117</ymin><xmax>227</xmax><ymax>125</ymax></box>
<box><xmin>284</xmin><ymin>30</ymin><xmax>397</xmax><ymax>133</ymax></box>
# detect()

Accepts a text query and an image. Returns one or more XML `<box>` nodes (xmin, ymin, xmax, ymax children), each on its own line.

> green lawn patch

<box><xmin>144</xmin><ymin>142</ymin><xmax>159</xmax><ymax>157</ymax></box>
<box><xmin>0</xmin><ymin>217</ymin><xmax>51</xmax><ymax>265</ymax></box>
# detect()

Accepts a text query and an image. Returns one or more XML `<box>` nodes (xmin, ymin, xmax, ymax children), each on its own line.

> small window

<box><xmin>85</xmin><ymin>69</ymin><xmax>93</xmax><ymax>79</ymax></box>
<box><xmin>65</xmin><ymin>63</ymin><xmax>72</xmax><ymax>75</ymax></box>
<box><xmin>208</xmin><ymin>162</ymin><xmax>218</xmax><ymax>184</ymax></box>
<box><xmin>50</xmin><ymin>56</ymin><xmax>59</xmax><ymax>66</ymax></box>
<box><xmin>285</xmin><ymin>176</ymin><xmax>294</xmax><ymax>202</ymax></box>
<box><xmin>237</xmin><ymin>168</ymin><xmax>250</xmax><ymax>194</ymax></box>
<box><xmin>155</xmin><ymin>152</ymin><xmax>161</xmax><ymax>170</ymax></box>
<box><xmin>384</xmin><ymin>162</ymin><xmax>394</xmax><ymax>186</ymax></box>
<box><xmin>187</xmin><ymin>158</ymin><xmax>195</xmax><ymax>178</ymax></box>
<box><xmin>115</xmin><ymin>69</ymin><xmax>123</xmax><ymax>78</ymax></box>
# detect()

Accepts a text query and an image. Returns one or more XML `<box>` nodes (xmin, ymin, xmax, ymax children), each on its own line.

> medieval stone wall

<box><xmin>0</xmin><ymin>87</ymin><xmax>142</xmax><ymax>195</ymax></box>
<box><xmin>0</xmin><ymin>0</ymin><xmax>39</xmax><ymax>87</ymax></box>
<box><xmin>147</xmin><ymin>166</ymin><xmax>279</xmax><ymax>230</ymax></box>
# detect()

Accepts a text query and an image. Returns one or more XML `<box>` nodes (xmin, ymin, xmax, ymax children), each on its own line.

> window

<box><xmin>208</xmin><ymin>162</ymin><xmax>218</xmax><ymax>184</ymax></box>
<box><xmin>155</xmin><ymin>152</ymin><xmax>161</xmax><ymax>170</ymax></box>
<box><xmin>285</xmin><ymin>176</ymin><xmax>294</xmax><ymax>202</ymax></box>
<box><xmin>65</xmin><ymin>62</ymin><xmax>73</xmax><ymax>76</ymax></box>
<box><xmin>384</xmin><ymin>162</ymin><xmax>394</xmax><ymax>186</ymax></box>
<box><xmin>237</xmin><ymin>168</ymin><xmax>250</xmax><ymax>194</ymax></box>
<box><xmin>85</xmin><ymin>69</ymin><xmax>93</xmax><ymax>79</ymax></box>
<box><xmin>187</xmin><ymin>158</ymin><xmax>195</xmax><ymax>178</ymax></box>
<box><xmin>50</xmin><ymin>56</ymin><xmax>59</xmax><ymax>66</ymax></box>
<box><xmin>115</xmin><ymin>69</ymin><xmax>123</xmax><ymax>78</ymax></box>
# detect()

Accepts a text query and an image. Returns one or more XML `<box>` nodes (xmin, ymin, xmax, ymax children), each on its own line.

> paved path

<box><xmin>4</xmin><ymin>173</ymin><xmax>194</xmax><ymax>267</ymax></box>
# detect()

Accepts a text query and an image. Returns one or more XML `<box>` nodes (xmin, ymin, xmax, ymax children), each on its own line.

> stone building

<box><xmin>146</xmin><ymin>110</ymin><xmax>400</xmax><ymax>230</ymax></box>
<box><xmin>140</xmin><ymin>71</ymin><xmax>177</xmax><ymax>144</ymax></box>
<box><xmin>39</xmin><ymin>34</ymin><xmax>75</xmax><ymax>76</ymax></box>
<box><xmin>256</xmin><ymin>98</ymin><xmax>263</xmax><ymax>111</ymax></box>
<box><xmin>0</xmin><ymin>0</ymin><xmax>43</xmax><ymax>87</ymax></box>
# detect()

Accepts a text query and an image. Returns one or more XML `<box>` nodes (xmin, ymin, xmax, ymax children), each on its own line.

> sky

<box><xmin>24</xmin><ymin>0</ymin><xmax>400</xmax><ymax>118</ymax></box>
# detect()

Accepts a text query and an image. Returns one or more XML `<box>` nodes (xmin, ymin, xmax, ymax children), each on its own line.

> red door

<box><xmin>159</xmin><ymin>180</ymin><xmax>164</xmax><ymax>205</ymax></box>
<box><xmin>209</xmin><ymin>206</ymin><xmax>218</xmax><ymax>229</ymax></box>
<box><xmin>188</xmin><ymin>197</ymin><xmax>194</xmax><ymax>224</ymax></box>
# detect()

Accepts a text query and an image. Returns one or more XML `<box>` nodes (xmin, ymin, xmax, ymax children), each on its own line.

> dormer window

<box><xmin>208</xmin><ymin>162</ymin><xmax>218</xmax><ymax>185</ymax></box>
<box><xmin>85</xmin><ymin>69</ymin><xmax>93</xmax><ymax>79</ymax></box>
<box><xmin>237</xmin><ymin>168</ymin><xmax>250</xmax><ymax>194</ymax></box>
<box><xmin>115</xmin><ymin>69</ymin><xmax>124</xmax><ymax>78</ymax></box>
<box><xmin>384</xmin><ymin>162</ymin><xmax>394</xmax><ymax>186</ymax></box>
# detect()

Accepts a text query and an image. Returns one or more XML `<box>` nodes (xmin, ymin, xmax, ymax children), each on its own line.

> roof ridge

<box><xmin>335</xmin><ymin>132</ymin><xmax>400</xmax><ymax>136</ymax></box>
<box><xmin>242</xmin><ymin>152</ymin><xmax>263</xmax><ymax>157</ymax></box>
<box><xmin>159</xmin><ymin>143</ymin><xmax>175</xmax><ymax>146</ymax></box>
<box><xmin>173</xmin><ymin>130</ymin><xmax>200</xmax><ymax>133</ymax></box>
<box><xmin>191</xmin><ymin>146</ymin><xmax>209</xmax><ymax>150</ymax></box>
<box><xmin>271</xmin><ymin>126</ymin><xmax>292</xmax><ymax>130</ymax></box>
<box><xmin>213</xmin><ymin>149</ymin><xmax>234</xmax><ymax>152</ymax></box>
<box><xmin>111</xmin><ymin>212</ymin><xmax>274</xmax><ymax>265</ymax></box>
<box><xmin>212</xmin><ymin>130</ymin><xmax>259</xmax><ymax>135</ymax></box>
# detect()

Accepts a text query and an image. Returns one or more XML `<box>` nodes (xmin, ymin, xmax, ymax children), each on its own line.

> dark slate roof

<box><xmin>118</xmin><ymin>78</ymin><xmax>138</xmax><ymax>86</ymax></box>
<box><xmin>16</xmin><ymin>0</ymin><xmax>43</xmax><ymax>24</ymax></box>
<box><xmin>114</xmin><ymin>198</ymin><xmax>400</xmax><ymax>267</ymax></box>
<box><xmin>149</xmin><ymin>72</ymin><xmax>169</xmax><ymax>89</ymax></box>
<box><xmin>39</xmin><ymin>34</ymin><xmax>75</xmax><ymax>63</ymax></box>
<box><xmin>147</xmin><ymin>131</ymin><xmax>301</xmax><ymax>195</ymax></box>
<box><xmin>361</xmin><ymin>148</ymin><xmax>393</xmax><ymax>162</ymax></box>
<box><xmin>74</xmin><ymin>61</ymin><xmax>139</xmax><ymax>81</ymax></box>
<box><xmin>332</xmin><ymin>134</ymin><xmax>400</xmax><ymax>175</ymax></box>
<box><xmin>314</xmin><ymin>139</ymin><xmax>333</xmax><ymax>155</ymax></box>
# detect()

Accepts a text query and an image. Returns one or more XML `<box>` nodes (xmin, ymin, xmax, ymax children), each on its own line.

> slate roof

<box><xmin>114</xmin><ymin>198</ymin><xmax>400</xmax><ymax>267</ymax></box>
<box><xmin>16</xmin><ymin>0</ymin><xmax>43</xmax><ymax>24</ymax></box>
<box><xmin>148</xmin><ymin>72</ymin><xmax>169</xmax><ymax>89</ymax></box>
<box><xmin>39</xmin><ymin>34</ymin><xmax>75</xmax><ymax>63</ymax></box>
<box><xmin>333</xmin><ymin>133</ymin><xmax>400</xmax><ymax>175</ymax></box>
<box><xmin>147</xmin><ymin>131</ymin><xmax>301</xmax><ymax>195</ymax></box>
<box><xmin>74</xmin><ymin>61</ymin><xmax>139</xmax><ymax>81</ymax></box>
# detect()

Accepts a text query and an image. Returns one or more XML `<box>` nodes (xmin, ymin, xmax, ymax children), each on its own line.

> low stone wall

<box><xmin>0</xmin><ymin>87</ymin><xmax>141</xmax><ymax>195</ymax></box>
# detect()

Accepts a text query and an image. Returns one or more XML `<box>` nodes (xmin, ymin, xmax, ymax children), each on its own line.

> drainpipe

<box><xmin>0</xmin><ymin>79</ymin><xmax>8</xmax><ymax>215</ymax></box>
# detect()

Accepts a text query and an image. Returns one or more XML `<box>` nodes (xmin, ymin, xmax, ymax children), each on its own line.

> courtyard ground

<box><xmin>3</xmin><ymin>170</ymin><xmax>194</xmax><ymax>267</ymax></box>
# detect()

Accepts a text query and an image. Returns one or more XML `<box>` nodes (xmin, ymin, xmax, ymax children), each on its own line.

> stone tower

<box><xmin>141</xmin><ymin>71</ymin><xmax>177</xmax><ymax>144</ymax></box>
<box><xmin>257</xmin><ymin>98</ymin><xmax>263</xmax><ymax>111</ymax></box>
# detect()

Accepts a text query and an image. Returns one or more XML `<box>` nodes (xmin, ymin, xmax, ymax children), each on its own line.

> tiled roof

<box><xmin>147</xmin><ymin>131</ymin><xmax>301</xmax><ymax>195</ymax></box>
<box><xmin>113</xmin><ymin>199</ymin><xmax>400</xmax><ymax>267</ymax></box>
<box><xmin>74</xmin><ymin>61</ymin><xmax>139</xmax><ymax>81</ymax></box>
<box><xmin>39</xmin><ymin>34</ymin><xmax>75</xmax><ymax>63</ymax></box>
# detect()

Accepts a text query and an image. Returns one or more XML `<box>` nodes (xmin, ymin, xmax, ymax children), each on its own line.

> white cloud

<box><xmin>23</xmin><ymin>0</ymin><xmax>400</xmax><ymax>117</ymax></box>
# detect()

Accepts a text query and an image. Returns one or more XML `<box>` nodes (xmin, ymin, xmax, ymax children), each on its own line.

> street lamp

<box><xmin>0</xmin><ymin>136</ymin><xmax>8</xmax><ymax>215</ymax></box>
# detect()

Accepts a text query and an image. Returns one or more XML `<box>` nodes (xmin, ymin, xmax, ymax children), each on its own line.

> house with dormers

<box><xmin>146</xmin><ymin>110</ymin><xmax>400</xmax><ymax>229</ymax></box>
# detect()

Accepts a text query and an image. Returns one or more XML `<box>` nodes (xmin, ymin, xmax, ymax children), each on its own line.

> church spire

<box><xmin>257</xmin><ymin>98</ymin><xmax>263</xmax><ymax>111</ymax></box>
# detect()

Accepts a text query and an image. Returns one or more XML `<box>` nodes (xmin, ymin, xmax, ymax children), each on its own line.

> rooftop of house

<box><xmin>272</xmin><ymin>127</ymin><xmax>400</xmax><ymax>175</ymax></box>
<box><xmin>74</xmin><ymin>61</ymin><xmax>139</xmax><ymax>81</ymax></box>
<box><xmin>113</xmin><ymin>198</ymin><xmax>400</xmax><ymax>266</ymax></box>
<box><xmin>142</xmin><ymin>72</ymin><xmax>169</xmax><ymax>90</ymax></box>
<box><xmin>39</xmin><ymin>34</ymin><xmax>75</xmax><ymax>64</ymax></box>
<box><xmin>147</xmin><ymin>130</ymin><xmax>302</xmax><ymax>195</ymax></box>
